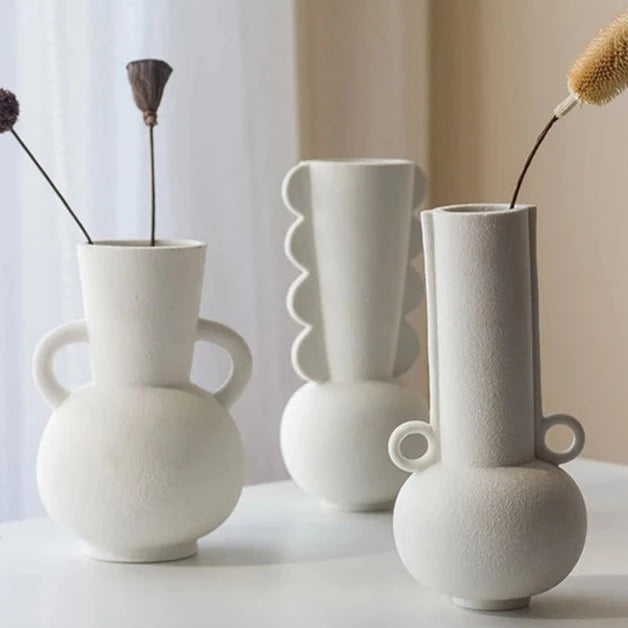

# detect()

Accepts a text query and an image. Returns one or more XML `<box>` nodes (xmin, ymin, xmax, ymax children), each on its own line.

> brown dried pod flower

<box><xmin>126</xmin><ymin>59</ymin><xmax>172</xmax><ymax>126</ymax></box>
<box><xmin>126</xmin><ymin>59</ymin><xmax>172</xmax><ymax>246</ymax></box>
<box><xmin>0</xmin><ymin>88</ymin><xmax>19</xmax><ymax>133</ymax></box>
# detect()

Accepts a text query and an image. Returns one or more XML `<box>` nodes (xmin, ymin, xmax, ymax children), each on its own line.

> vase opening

<box><xmin>301</xmin><ymin>158</ymin><xmax>415</xmax><ymax>167</ymax></box>
<box><xmin>436</xmin><ymin>203</ymin><xmax>534</xmax><ymax>215</ymax></box>
<box><xmin>81</xmin><ymin>239</ymin><xmax>205</xmax><ymax>250</ymax></box>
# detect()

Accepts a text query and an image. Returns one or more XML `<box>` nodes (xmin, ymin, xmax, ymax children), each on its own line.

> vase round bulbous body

<box><xmin>281</xmin><ymin>381</ymin><xmax>427</xmax><ymax>511</ymax></box>
<box><xmin>393</xmin><ymin>461</ymin><xmax>586</xmax><ymax>610</ymax></box>
<box><xmin>281</xmin><ymin>160</ymin><xmax>428</xmax><ymax>511</ymax></box>
<box><xmin>33</xmin><ymin>240</ymin><xmax>252</xmax><ymax>563</ymax></box>
<box><xmin>389</xmin><ymin>205</ymin><xmax>587</xmax><ymax>610</ymax></box>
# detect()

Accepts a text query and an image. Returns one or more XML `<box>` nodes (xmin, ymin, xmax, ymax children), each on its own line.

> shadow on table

<box><xmin>168</xmin><ymin>510</ymin><xmax>395</xmax><ymax>567</ymax></box>
<box><xmin>489</xmin><ymin>575</ymin><xmax>628</xmax><ymax>622</ymax></box>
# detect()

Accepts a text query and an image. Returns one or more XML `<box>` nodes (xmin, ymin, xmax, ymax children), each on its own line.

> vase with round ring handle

<box><xmin>389</xmin><ymin>204</ymin><xmax>587</xmax><ymax>610</ymax></box>
<box><xmin>281</xmin><ymin>159</ymin><xmax>429</xmax><ymax>511</ymax></box>
<box><xmin>33</xmin><ymin>239</ymin><xmax>252</xmax><ymax>563</ymax></box>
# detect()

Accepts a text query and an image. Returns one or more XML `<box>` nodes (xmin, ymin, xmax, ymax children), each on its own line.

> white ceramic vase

<box><xmin>281</xmin><ymin>159</ymin><xmax>429</xmax><ymax>511</ymax></box>
<box><xmin>33</xmin><ymin>240</ymin><xmax>252</xmax><ymax>563</ymax></box>
<box><xmin>389</xmin><ymin>204</ymin><xmax>587</xmax><ymax>610</ymax></box>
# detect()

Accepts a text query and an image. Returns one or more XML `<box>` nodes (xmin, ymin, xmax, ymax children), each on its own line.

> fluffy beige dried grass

<box><xmin>512</xmin><ymin>10</ymin><xmax>628</xmax><ymax>207</ymax></box>
<box><xmin>568</xmin><ymin>10</ymin><xmax>628</xmax><ymax>105</ymax></box>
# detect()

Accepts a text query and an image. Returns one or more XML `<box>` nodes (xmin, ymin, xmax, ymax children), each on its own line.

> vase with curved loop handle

<box><xmin>281</xmin><ymin>159</ymin><xmax>429</xmax><ymax>511</ymax></box>
<box><xmin>389</xmin><ymin>205</ymin><xmax>587</xmax><ymax>610</ymax></box>
<box><xmin>33</xmin><ymin>240</ymin><xmax>252</xmax><ymax>563</ymax></box>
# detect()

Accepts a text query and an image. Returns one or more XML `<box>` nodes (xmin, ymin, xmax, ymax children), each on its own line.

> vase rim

<box><xmin>77</xmin><ymin>239</ymin><xmax>206</xmax><ymax>250</ymax></box>
<box><xmin>300</xmin><ymin>158</ymin><xmax>415</xmax><ymax>167</ymax></box>
<box><xmin>429</xmin><ymin>203</ymin><xmax>535</xmax><ymax>215</ymax></box>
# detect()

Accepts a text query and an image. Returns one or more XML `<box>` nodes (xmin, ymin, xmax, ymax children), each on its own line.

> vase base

<box><xmin>320</xmin><ymin>499</ymin><xmax>394</xmax><ymax>513</ymax></box>
<box><xmin>82</xmin><ymin>540</ymin><xmax>198</xmax><ymax>563</ymax></box>
<box><xmin>452</xmin><ymin>597</ymin><xmax>530</xmax><ymax>611</ymax></box>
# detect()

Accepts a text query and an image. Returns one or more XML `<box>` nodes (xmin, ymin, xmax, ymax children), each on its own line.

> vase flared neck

<box><xmin>77</xmin><ymin>242</ymin><xmax>206</xmax><ymax>386</ymax></box>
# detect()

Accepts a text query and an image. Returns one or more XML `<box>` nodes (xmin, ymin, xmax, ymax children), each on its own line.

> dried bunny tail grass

<box><xmin>568</xmin><ymin>10</ymin><xmax>628</xmax><ymax>105</ymax></box>
<box><xmin>513</xmin><ymin>10</ymin><xmax>628</xmax><ymax>208</ymax></box>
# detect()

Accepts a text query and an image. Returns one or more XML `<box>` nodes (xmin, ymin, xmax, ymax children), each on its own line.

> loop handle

<box><xmin>537</xmin><ymin>413</ymin><xmax>585</xmax><ymax>465</ymax></box>
<box><xmin>32</xmin><ymin>319</ymin><xmax>88</xmax><ymax>409</ymax></box>
<box><xmin>196</xmin><ymin>319</ymin><xmax>252</xmax><ymax>410</ymax></box>
<box><xmin>388</xmin><ymin>420</ymin><xmax>438</xmax><ymax>473</ymax></box>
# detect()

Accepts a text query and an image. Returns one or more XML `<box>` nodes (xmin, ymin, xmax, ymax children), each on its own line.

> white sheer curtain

<box><xmin>0</xmin><ymin>0</ymin><xmax>300</xmax><ymax>521</ymax></box>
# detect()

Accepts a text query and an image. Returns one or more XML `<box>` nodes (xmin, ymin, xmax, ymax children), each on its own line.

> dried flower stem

<box><xmin>509</xmin><ymin>115</ymin><xmax>558</xmax><ymax>209</ymax></box>
<box><xmin>126</xmin><ymin>59</ymin><xmax>172</xmax><ymax>247</ymax></box>
<box><xmin>10</xmin><ymin>128</ymin><xmax>93</xmax><ymax>243</ymax></box>
<box><xmin>149</xmin><ymin>125</ymin><xmax>156</xmax><ymax>246</ymax></box>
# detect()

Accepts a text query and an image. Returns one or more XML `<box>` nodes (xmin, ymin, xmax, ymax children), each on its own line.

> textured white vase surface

<box><xmin>389</xmin><ymin>205</ymin><xmax>587</xmax><ymax>610</ymax></box>
<box><xmin>281</xmin><ymin>159</ymin><xmax>428</xmax><ymax>511</ymax></box>
<box><xmin>33</xmin><ymin>240</ymin><xmax>252</xmax><ymax>563</ymax></box>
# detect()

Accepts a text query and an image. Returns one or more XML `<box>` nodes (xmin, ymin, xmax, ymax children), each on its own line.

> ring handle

<box><xmin>32</xmin><ymin>319</ymin><xmax>88</xmax><ymax>410</ymax></box>
<box><xmin>196</xmin><ymin>318</ymin><xmax>252</xmax><ymax>410</ymax></box>
<box><xmin>388</xmin><ymin>420</ymin><xmax>438</xmax><ymax>473</ymax></box>
<box><xmin>537</xmin><ymin>413</ymin><xmax>585</xmax><ymax>465</ymax></box>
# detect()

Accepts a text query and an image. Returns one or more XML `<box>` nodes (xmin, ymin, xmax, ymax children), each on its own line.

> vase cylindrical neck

<box><xmin>422</xmin><ymin>205</ymin><xmax>539</xmax><ymax>467</ymax></box>
<box><xmin>77</xmin><ymin>240</ymin><xmax>206</xmax><ymax>387</ymax></box>
<box><xmin>307</xmin><ymin>159</ymin><xmax>417</xmax><ymax>381</ymax></box>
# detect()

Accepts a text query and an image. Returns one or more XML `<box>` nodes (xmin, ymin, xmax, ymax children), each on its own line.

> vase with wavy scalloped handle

<box><xmin>388</xmin><ymin>204</ymin><xmax>587</xmax><ymax>610</ymax></box>
<box><xmin>281</xmin><ymin>159</ymin><xmax>428</xmax><ymax>511</ymax></box>
<box><xmin>33</xmin><ymin>240</ymin><xmax>252</xmax><ymax>563</ymax></box>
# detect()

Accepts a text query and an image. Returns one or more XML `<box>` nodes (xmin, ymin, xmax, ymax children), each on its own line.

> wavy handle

<box><xmin>282</xmin><ymin>163</ymin><xmax>329</xmax><ymax>382</ymax></box>
<box><xmin>33</xmin><ymin>319</ymin><xmax>88</xmax><ymax>409</ymax></box>
<box><xmin>537</xmin><ymin>413</ymin><xmax>585</xmax><ymax>465</ymax></box>
<box><xmin>196</xmin><ymin>319</ymin><xmax>252</xmax><ymax>410</ymax></box>
<box><xmin>388</xmin><ymin>420</ymin><xmax>438</xmax><ymax>473</ymax></box>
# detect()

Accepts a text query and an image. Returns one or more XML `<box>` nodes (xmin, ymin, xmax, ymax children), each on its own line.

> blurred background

<box><xmin>0</xmin><ymin>0</ymin><xmax>626</xmax><ymax>521</ymax></box>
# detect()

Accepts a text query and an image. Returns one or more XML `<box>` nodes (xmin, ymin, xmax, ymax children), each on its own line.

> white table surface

<box><xmin>1</xmin><ymin>458</ymin><xmax>628</xmax><ymax>627</ymax></box>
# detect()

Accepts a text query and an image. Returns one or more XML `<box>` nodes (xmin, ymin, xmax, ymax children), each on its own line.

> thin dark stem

<box><xmin>11</xmin><ymin>129</ymin><xmax>93</xmax><ymax>243</ymax></box>
<box><xmin>509</xmin><ymin>115</ymin><xmax>558</xmax><ymax>209</ymax></box>
<box><xmin>149</xmin><ymin>124</ymin><xmax>156</xmax><ymax>246</ymax></box>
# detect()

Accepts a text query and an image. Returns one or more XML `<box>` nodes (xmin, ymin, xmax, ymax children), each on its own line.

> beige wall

<box><xmin>296</xmin><ymin>0</ymin><xmax>628</xmax><ymax>464</ymax></box>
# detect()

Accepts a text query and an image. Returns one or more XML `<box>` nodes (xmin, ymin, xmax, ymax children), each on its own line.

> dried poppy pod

<box><xmin>0</xmin><ymin>88</ymin><xmax>19</xmax><ymax>133</ymax></box>
<box><xmin>126</xmin><ymin>59</ymin><xmax>173</xmax><ymax>246</ymax></box>
<box><xmin>126</xmin><ymin>59</ymin><xmax>172</xmax><ymax>126</ymax></box>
